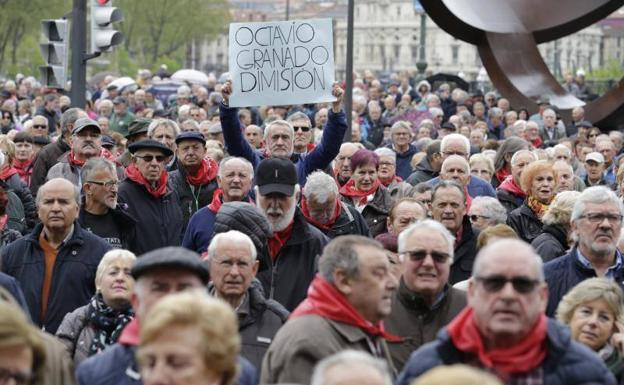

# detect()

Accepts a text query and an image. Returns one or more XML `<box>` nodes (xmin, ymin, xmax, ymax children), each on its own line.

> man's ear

<box><xmin>251</xmin><ymin>260</ymin><xmax>259</xmax><ymax>278</ymax></box>
<box><xmin>332</xmin><ymin>269</ymin><xmax>352</xmax><ymax>296</ymax></box>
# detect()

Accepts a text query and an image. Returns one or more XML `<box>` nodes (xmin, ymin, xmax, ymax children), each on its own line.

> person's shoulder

<box><xmin>544</xmin><ymin>250</ymin><xmax>573</xmax><ymax>273</ymax></box>
<box><xmin>273</xmin><ymin>314</ymin><xmax>329</xmax><ymax>342</ymax></box>
<box><xmin>397</xmin><ymin>339</ymin><xmax>446</xmax><ymax>385</ymax></box>
<box><xmin>76</xmin><ymin>344</ymin><xmax>136</xmax><ymax>385</ymax></box>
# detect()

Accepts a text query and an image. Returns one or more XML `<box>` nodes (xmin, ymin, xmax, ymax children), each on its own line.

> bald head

<box><xmin>472</xmin><ymin>239</ymin><xmax>544</xmax><ymax>282</ymax></box>
<box><xmin>37</xmin><ymin>178</ymin><xmax>80</xmax><ymax>233</ymax></box>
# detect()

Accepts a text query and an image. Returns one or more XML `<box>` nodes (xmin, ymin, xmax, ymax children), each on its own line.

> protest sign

<box><xmin>228</xmin><ymin>18</ymin><xmax>335</xmax><ymax>108</ymax></box>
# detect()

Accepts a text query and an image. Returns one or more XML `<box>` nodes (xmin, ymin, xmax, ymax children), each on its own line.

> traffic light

<box><xmin>90</xmin><ymin>0</ymin><xmax>124</xmax><ymax>53</ymax></box>
<box><xmin>39</xmin><ymin>19</ymin><xmax>69</xmax><ymax>89</ymax></box>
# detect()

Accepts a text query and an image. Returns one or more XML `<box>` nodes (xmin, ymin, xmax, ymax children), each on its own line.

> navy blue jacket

<box><xmin>544</xmin><ymin>247</ymin><xmax>624</xmax><ymax>317</ymax></box>
<box><xmin>387</xmin><ymin>144</ymin><xmax>418</xmax><ymax>180</ymax></box>
<box><xmin>76</xmin><ymin>343</ymin><xmax>258</xmax><ymax>385</ymax></box>
<box><xmin>0</xmin><ymin>271</ymin><xmax>30</xmax><ymax>316</ymax></box>
<box><xmin>396</xmin><ymin>319</ymin><xmax>616</xmax><ymax>385</ymax></box>
<box><xmin>427</xmin><ymin>175</ymin><xmax>496</xmax><ymax>198</ymax></box>
<box><xmin>1</xmin><ymin>222</ymin><xmax>111</xmax><ymax>333</ymax></box>
<box><xmin>182</xmin><ymin>206</ymin><xmax>217</xmax><ymax>254</ymax></box>
<box><xmin>220</xmin><ymin>103</ymin><xmax>347</xmax><ymax>187</ymax></box>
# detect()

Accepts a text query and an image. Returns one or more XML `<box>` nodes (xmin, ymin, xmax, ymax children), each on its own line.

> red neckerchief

<box><xmin>185</xmin><ymin>158</ymin><xmax>218</xmax><ymax>186</ymax></box>
<box><xmin>0</xmin><ymin>214</ymin><xmax>7</xmax><ymax>231</ymax></box>
<box><xmin>380</xmin><ymin>175</ymin><xmax>403</xmax><ymax>187</ymax></box>
<box><xmin>0</xmin><ymin>165</ymin><xmax>18</xmax><ymax>181</ymax></box>
<box><xmin>291</xmin><ymin>275</ymin><xmax>401</xmax><ymax>341</ymax></box>
<box><xmin>300</xmin><ymin>196</ymin><xmax>342</xmax><ymax>231</ymax></box>
<box><xmin>447</xmin><ymin>307</ymin><xmax>547</xmax><ymax>379</ymax></box>
<box><xmin>306</xmin><ymin>143</ymin><xmax>316</xmax><ymax>152</ymax></box>
<box><xmin>12</xmin><ymin>159</ymin><xmax>32</xmax><ymax>180</ymax></box>
<box><xmin>118</xmin><ymin>318</ymin><xmax>140</xmax><ymax>346</ymax></box>
<box><xmin>68</xmin><ymin>148</ymin><xmax>118</xmax><ymax>167</ymax></box>
<box><xmin>531</xmin><ymin>137</ymin><xmax>543</xmax><ymax>148</ymax></box>
<box><xmin>206</xmin><ymin>188</ymin><xmax>253</xmax><ymax>213</ymax></box>
<box><xmin>498</xmin><ymin>175</ymin><xmax>526</xmax><ymax>198</ymax></box>
<box><xmin>465</xmin><ymin>186</ymin><xmax>472</xmax><ymax>212</ymax></box>
<box><xmin>267</xmin><ymin>220</ymin><xmax>294</xmax><ymax>261</ymax></box>
<box><xmin>495</xmin><ymin>167</ymin><xmax>510</xmax><ymax>183</ymax></box>
<box><xmin>125</xmin><ymin>163</ymin><xmax>168</xmax><ymax>198</ymax></box>
<box><xmin>339</xmin><ymin>179</ymin><xmax>381</xmax><ymax>206</ymax></box>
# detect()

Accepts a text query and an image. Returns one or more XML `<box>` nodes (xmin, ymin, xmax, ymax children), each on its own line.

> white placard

<box><xmin>228</xmin><ymin>18</ymin><xmax>336</xmax><ymax>107</ymax></box>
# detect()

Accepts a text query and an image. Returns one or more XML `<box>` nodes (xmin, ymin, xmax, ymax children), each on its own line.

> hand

<box><xmin>611</xmin><ymin>323</ymin><xmax>624</xmax><ymax>353</ymax></box>
<box><xmin>221</xmin><ymin>80</ymin><xmax>232</xmax><ymax>104</ymax></box>
<box><xmin>331</xmin><ymin>82</ymin><xmax>344</xmax><ymax>113</ymax></box>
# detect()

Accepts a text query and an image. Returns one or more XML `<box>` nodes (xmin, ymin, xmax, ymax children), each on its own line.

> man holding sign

<box><xmin>220</xmin><ymin>80</ymin><xmax>346</xmax><ymax>187</ymax></box>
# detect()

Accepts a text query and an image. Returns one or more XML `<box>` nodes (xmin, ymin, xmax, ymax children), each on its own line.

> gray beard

<box><xmin>269</xmin><ymin>203</ymin><xmax>296</xmax><ymax>232</ymax></box>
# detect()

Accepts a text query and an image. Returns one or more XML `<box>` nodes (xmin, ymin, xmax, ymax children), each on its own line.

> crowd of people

<box><xmin>0</xmin><ymin>67</ymin><xmax>623</xmax><ymax>385</ymax></box>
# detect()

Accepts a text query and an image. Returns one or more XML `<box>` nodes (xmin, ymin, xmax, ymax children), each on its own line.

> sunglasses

<box><xmin>293</xmin><ymin>126</ymin><xmax>310</xmax><ymax>132</ymax></box>
<box><xmin>401</xmin><ymin>249</ymin><xmax>450</xmax><ymax>263</ymax></box>
<box><xmin>33</xmin><ymin>124</ymin><xmax>48</xmax><ymax>129</ymax></box>
<box><xmin>135</xmin><ymin>154</ymin><xmax>167</xmax><ymax>163</ymax></box>
<box><xmin>474</xmin><ymin>275</ymin><xmax>540</xmax><ymax>294</ymax></box>
<box><xmin>469</xmin><ymin>214</ymin><xmax>490</xmax><ymax>222</ymax></box>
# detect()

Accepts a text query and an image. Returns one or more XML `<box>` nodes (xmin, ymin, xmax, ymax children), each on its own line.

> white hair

<box><xmin>398</xmin><ymin>219</ymin><xmax>455</xmax><ymax>263</ymax></box>
<box><xmin>510</xmin><ymin>149</ymin><xmax>537</xmax><ymax>165</ymax></box>
<box><xmin>441</xmin><ymin>133</ymin><xmax>470</xmax><ymax>155</ymax></box>
<box><xmin>311</xmin><ymin>350</ymin><xmax>392</xmax><ymax>385</ymax></box>
<box><xmin>263</xmin><ymin>120</ymin><xmax>294</xmax><ymax>141</ymax></box>
<box><xmin>374</xmin><ymin>147</ymin><xmax>396</xmax><ymax>161</ymax></box>
<box><xmin>217</xmin><ymin>156</ymin><xmax>254</xmax><ymax>179</ymax></box>
<box><xmin>428</xmin><ymin>107</ymin><xmax>443</xmax><ymax>118</ymax></box>
<box><xmin>207</xmin><ymin>230</ymin><xmax>257</xmax><ymax>261</ymax></box>
<box><xmin>441</xmin><ymin>155</ymin><xmax>469</xmax><ymax>173</ymax></box>
<box><xmin>571</xmin><ymin>186</ymin><xmax>624</xmax><ymax>223</ymax></box>
<box><xmin>95</xmin><ymin>249</ymin><xmax>137</xmax><ymax>289</ymax></box>
<box><xmin>390</xmin><ymin>121</ymin><xmax>411</xmax><ymax>136</ymax></box>
<box><xmin>303</xmin><ymin>171</ymin><xmax>339</xmax><ymax>204</ymax></box>
<box><xmin>470</xmin><ymin>196</ymin><xmax>507</xmax><ymax>225</ymax></box>
<box><xmin>147</xmin><ymin>118</ymin><xmax>180</xmax><ymax>137</ymax></box>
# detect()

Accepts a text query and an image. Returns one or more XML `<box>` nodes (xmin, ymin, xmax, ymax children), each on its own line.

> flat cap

<box><xmin>131</xmin><ymin>246</ymin><xmax>209</xmax><ymax>284</ymax></box>
<box><xmin>175</xmin><ymin>131</ymin><xmax>206</xmax><ymax>145</ymax></box>
<box><xmin>113</xmin><ymin>96</ymin><xmax>127</xmax><ymax>105</ymax></box>
<box><xmin>126</xmin><ymin>118</ymin><xmax>151</xmax><ymax>139</ymax></box>
<box><xmin>128</xmin><ymin>139</ymin><xmax>174</xmax><ymax>157</ymax></box>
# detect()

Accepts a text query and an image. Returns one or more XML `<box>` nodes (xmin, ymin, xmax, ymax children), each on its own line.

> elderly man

<box><xmin>375</xmin><ymin>198</ymin><xmax>427</xmax><ymax>252</ymax></box>
<box><xmin>34</xmin><ymin>93</ymin><xmax>60</xmax><ymax>134</ymax></box>
<box><xmin>387</xmin><ymin>121</ymin><xmax>417</xmax><ymax>180</ymax></box>
<box><xmin>486</xmin><ymin>107</ymin><xmax>504</xmax><ymax>139</ymax></box>
<box><xmin>220</xmin><ymin>80</ymin><xmax>346</xmax><ymax>186</ymax></box>
<box><xmin>497</xmin><ymin>150</ymin><xmax>536</xmax><ymax>213</ymax></box>
<box><xmin>117</xmin><ymin>118</ymin><xmax>150</xmax><ymax>167</ymax></box>
<box><xmin>396</xmin><ymin>239</ymin><xmax>615</xmax><ymax>385</ymax></box>
<box><xmin>29</xmin><ymin>115</ymin><xmax>50</xmax><ymax>139</ymax></box>
<box><xmin>169</xmin><ymin>132</ymin><xmax>218</xmax><ymax>226</ymax></box>
<box><xmin>207</xmin><ymin>230</ymin><xmax>289</xmax><ymax>370</ymax></box>
<box><xmin>288</xmin><ymin>111</ymin><xmax>314</xmax><ymax>155</ymax></box>
<box><xmin>596</xmin><ymin>139</ymin><xmax>617</xmax><ymax>184</ymax></box>
<box><xmin>30</xmin><ymin>108</ymin><xmax>87</xmax><ymax>195</ymax></box>
<box><xmin>301</xmin><ymin>170</ymin><xmax>370</xmax><ymax>238</ymax></box>
<box><xmin>584</xmin><ymin>152</ymin><xmax>608</xmax><ymax>186</ymax></box>
<box><xmin>206</xmin><ymin>123</ymin><xmax>225</xmax><ymax>146</ymax></box>
<box><xmin>431</xmin><ymin>181</ymin><xmax>479</xmax><ymax>284</ymax></box>
<box><xmin>244</xmin><ymin>124</ymin><xmax>263</xmax><ymax>149</ymax></box>
<box><xmin>118</xmin><ymin>139</ymin><xmax>183</xmax><ymax>255</ymax></box>
<box><xmin>78</xmin><ymin>158</ymin><xmax>137</xmax><ymax>251</ymax></box>
<box><xmin>109</xmin><ymin>97</ymin><xmax>135</xmax><ymax>136</ymax></box>
<box><xmin>406</xmin><ymin>140</ymin><xmax>442</xmax><ymax>185</ymax></box>
<box><xmin>426</xmin><ymin>134</ymin><xmax>496</xmax><ymax>198</ymax></box>
<box><xmin>261</xmin><ymin>235</ymin><xmax>398</xmax><ymax>385</ymax></box>
<box><xmin>553</xmin><ymin>160</ymin><xmax>583</xmax><ymax>192</ymax></box>
<box><xmin>147</xmin><ymin>119</ymin><xmax>179</xmax><ymax>171</ymax></box>
<box><xmin>385</xmin><ymin>220</ymin><xmax>467</xmax><ymax>370</ymax></box>
<box><xmin>1</xmin><ymin>178</ymin><xmax>111</xmax><ymax>333</ymax></box>
<box><xmin>75</xmin><ymin>246</ymin><xmax>259</xmax><ymax>385</ymax></box>
<box><xmin>311</xmin><ymin>351</ymin><xmax>393</xmax><ymax>385</ymax></box>
<box><xmin>566</xmin><ymin>107</ymin><xmax>585</xmax><ymax>137</ymax></box>
<box><xmin>544</xmin><ymin>186</ymin><xmax>624</xmax><ymax>316</ymax></box>
<box><xmin>468</xmin><ymin>196</ymin><xmax>507</xmax><ymax>231</ymax></box>
<box><xmin>439</xmin><ymin>155</ymin><xmax>470</xmax><ymax>192</ymax></box>
<box><xmin>255</xmin><ymin>157</ymin><xmax>329</xmax><ymax>311</ymax></box>
<box><xmin>333</xmin><ymin>142</ymin><xmax>362</xmax><ymax>187</ymax></box>
<box><xmin>539</xmin><ymin>108</ymin><xmax>566</xmax><ymax>147</ymax></box>
<box><xmin>375</xmin><ymin>148</ymin><xmax>413</xmax><ymax>200</ymax></box>
<box><xmin>183</xmin><ymin>156</ymin><xmax>254</xmax><ymax>253</ymax></box>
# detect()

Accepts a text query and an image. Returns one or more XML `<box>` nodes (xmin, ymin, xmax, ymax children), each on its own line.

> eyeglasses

<box><xmin>0</xmin><ymin>368</ymin><xmax>33</xmax><ymax>385</ymax></box>
<box><xmin>134</xmin><ymin>154</ymin><xmax>167</xmax><ymax>163</ymax></box>
<box><xmin>379</xmin><ymin>161</ymin><xmax>395</xmax><ymax>167</ymax></box>
<box><xmin>442</xmin><ymin>151</ymin><xmax>467</xmax><ymax>157</ymax></box>
<box><xmin>469</xmin><ymin>214</ymin><xmax>490</xmax><ymax>222</ymax></box>
<box><xmin>33</xmin><ymin>124</ymin><xmax>48</xmax><ymax>129</ymax></box>
<box><xmin>579</xmin><ymin>213</ymin><xmax>623</xmax><ymax>224</ymax></box>
<box><xmin>88</xmin><ymin>180</ymin><xmax>119</xmax><ymax>188</ymax></box>
<box><xmin>401</xmin><ymin>249</ymin><xmax>450</xmax><ymax>263</ymax></box>
<box><xmin>293</xmin><ymin>126</ymin><xmax>310</xmax><ymax>132</ymax></box>
<box><xmin>474</xmin><ymin>275</ymin><xmax>540</xmax><ymax>294</ymax></box>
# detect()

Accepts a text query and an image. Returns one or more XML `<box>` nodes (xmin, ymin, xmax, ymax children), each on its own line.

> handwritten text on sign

<box><xmin>228</xmin><ymin>18</ymin><xmax>335</xmax><ymax>107</ymax></box>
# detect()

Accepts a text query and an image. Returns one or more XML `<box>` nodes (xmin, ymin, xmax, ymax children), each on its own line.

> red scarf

<box><xmin>300</xmin><ymin>196</ymin><xmax>342</xmax><ymax>231</ymax></box>
<box><xmin>185</xmin><ymin>158</ymin><xmax>218</xmax><ymax>186</ymax></box>
<box><xmin>498</xmin><ymin>175</ymin><xmax>526</xmax><ymax>198</ymax></box>
<box><xmin>267</xmin><ymin>221</ymin><xmax>294</xmax><ymax>261</ymax></box>
<box><xmin>0</xmin><ymin>165</ymin><xmax>18</xmax><ymax>181</ymax></box>
<box><xmin>531</xmin><ymin>137</ymin><xmax>543</xmax><ymax>149</ymax></box>
<box><xmin>12</xmin><ymin>159</ymin><xmax>32</xmax><ymax>182</ymax></box>
<box><xmin>292</xmin><ymin>275</ymin><xmax>401</xmax><ymax>341</ymax></box>
<box><xmin>495</xmin><ymin>167</ymin><xmax>510</xmax><ymax>184</ymax></box>
<box><xmin>339</xmin><ymin>179</ymin><xmax>381</xmax><ymax>206</ymax></box>
<box><xmin>118</xmin><ymin>318</ymin><xmax>140</xmax><ymax>346</ymax></box>
<box><xmin>68</xmin><ymin>148</ymin><xmax>117</xmax><ymax>167</ymax></box>
<box><xmin>125</xmin><ymin>163</ymin><xmax>168</xmax><ymax>198</ymax></box>
<box><xmin>447</xmin><ymin>307</ymin><xmax>547</xmax><ymax>378</ymax></box>
<box><xmin>206</xmin><ymin>188</ymin><xmax>254</xmax><ymax>213</ymax></box>
<box><xmin>380</xmin><ymin>175</ymin><xmax>403</xmax><ymax>187</ymax></box>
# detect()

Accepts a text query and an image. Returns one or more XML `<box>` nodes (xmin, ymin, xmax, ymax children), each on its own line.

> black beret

<box><xmin>131</xmin><ymin>246</ymin><xmax>209</xmax><ymax>284</ymax></box>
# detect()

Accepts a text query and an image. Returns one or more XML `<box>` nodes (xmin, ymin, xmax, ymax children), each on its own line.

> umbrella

<box><xmin>108</xmin><ymin>76</ymin><xmax>137</xmax><ymax>91</ymax></box>
<box><xmin>88</xmin><ymin>71</ymin><xmax>119</xmax><ymax>87</ymax></box>
<box><xmin>172</xmin><ymin>69</ymin><xmax>209</xmax><ymax>86</ymax></box>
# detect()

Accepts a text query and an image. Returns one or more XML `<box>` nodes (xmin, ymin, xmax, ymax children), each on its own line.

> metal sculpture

<box><xmin>420</xmin><ymin>0</ymin><xmax>624</xmax><ymax>129</ymax></box>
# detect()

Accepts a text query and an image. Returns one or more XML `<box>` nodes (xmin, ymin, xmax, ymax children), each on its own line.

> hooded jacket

<box><xmin>406</xmin><ymin>156</ymin><xmax>437</xmax><ymax>186</ymax></box>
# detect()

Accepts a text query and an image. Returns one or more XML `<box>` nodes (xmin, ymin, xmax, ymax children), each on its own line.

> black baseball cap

<box><xmin>128</xmin><ymin>139</ymin><xmax>174</xmax><ymax>157</ymax></box>
<box><xmin>255</xmin><ymin>157</ymin><xmax>297</xmax><ymax>196</ymax></box>
<box><xmin>113</xmin><ymin>96</ymin><xmax>127</xmax><ymax>105</ymax></box>
<box><xmin>440</xmin><ymin>122</ymin><xmax>457</xmax><ymax>132</ymax></box>
<box><xmin>101</xmin><ymin>135</ymin><xmax>115</xmax><ymax>149</ymax></box>
<box><xmin>175</xmin><ymin>131</ymin><xmax>206</xmax><ymax>145</ymax></box>
<box><xmin>131</xmin><ymin>246</ymin><xmax>209</xmax><ymax>285</ymax></box>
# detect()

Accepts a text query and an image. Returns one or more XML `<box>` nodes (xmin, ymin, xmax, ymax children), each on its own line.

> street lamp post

<box><xmin>416</xmin><ymin>12</ymin><xmax>428</xmax><ymax>81</ymax></box>
<box><xmin>344</xmin><ymin>0</ymin><xmax>354</xmax><ymax>141</ymax></box>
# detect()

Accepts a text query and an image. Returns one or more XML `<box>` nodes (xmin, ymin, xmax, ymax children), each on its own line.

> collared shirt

<box><xmin>577</xmin><ymin>247</ymin><xmax>623</xmax><ymax>279</ymax></box>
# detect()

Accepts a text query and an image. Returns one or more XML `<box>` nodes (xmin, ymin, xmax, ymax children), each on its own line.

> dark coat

<box><xmin>30</xmin><ymin>138</ymin><xmax>70</xmax><ymax>196</ymax></box>
<box><xmin>449</xmin><ymin>216</ymin><xmax>479</xmax><ymax>285</ymax></box>
<box><xmin>496</xmin><ymin>187</ymin><xmax>524</xmax><ymax>213</ymax></box>
<box><xmin>396</xmin><ymin>319</ymin><xmax>617</xmax><ymax>385</ymax></box>
<box><xmin>78</xmin><ymin>204</ymin><xmax>138</xmax><ymax>252</ymax></box>
<box><xmin>341</xmin><ymin>185</ymin><xmax>394</xmax><ymax>238</ymax></box>
<box><xmin>117</xmin><ymin>178</ymin><xmax>184</xmax><ymax>255</ymax></box>
<box><xmin>0</xmin><ymin>271</ymin><xmax>30</xmax><ymax>316</ymax></box>
<box><xmin>385</xmin><ymin>281</ymin><xmax>466</xmax><ymax>371</ymax></box>
<box><xmin>168</xmin><ymin>164</ymin><xmax>218</xmax><ymax>226</ymax></box>
<box><xmin>507</xmin><ymin>201</ymin><xmax>544</xmax><ymax>244</ymax></box>
<box><xmin>406</xmin><ymin>156</ymin><xmax>437</xmax><ymax>186</ymax></box>
<box><xmin>532</xmin><ymin>224</ymin><xmax>569</xmax><ymax>262</ymax></box>
<box><xmin>256</xmin><ymin>209</ymin><xmax>329</xmax><ymax>311</ymax></box>
<box><xmin>35</xmin><ymin>106</ymin><xmax>59</xmax><ymax>134</ymax></box>
<box><xmin>307</xmin><ymin>202</ymin><xmax>371</xmax><ymax>239</ymax></box>
<box><xmin>1</xmin><ymin>222</ymin><xmax>111</xmax><ymax>333</ymax></box>
<box><xmin>544</xmin><ymin>247</ymin><xmax>624</xmax><ymax>317</ymax></box>
<box><xmin>3</xmin><ymin>172</ymin><xmax>37</xmax><ymax>230</ymax></box>
<box><xmin>388</xmin><ymin>144</ymin><xmax>418</xmax><ymax>180</ymax></box>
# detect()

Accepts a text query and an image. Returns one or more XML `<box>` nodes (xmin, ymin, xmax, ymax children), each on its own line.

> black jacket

<box><xmin>257</xmin><ymin>208</ymin><xmax>329</xmax><ymax>311</ymax></box>
<box><xmin>450</xmin><ymin>216</ymin><xmax>479</xmax><ymax>285</ymax></box>
<box><xmin>30</xmin><ymin>138</ymin><xmax>70</xmax><ymax>196</ymax></box>
<box><xmin>3</xmin><ymin>173</ymin><xmax>37</xmax><ymax>231</ymax></box>
<box><xmin>78</xmin><ymin>204</ymin><xmax>138</xmax><ymax>253</ymax></box>
<box><xmin>117</xmin><ymin>178</ymin><xmax>184</xmax><ymax>255</ymax></box>
<box><xmin>406</xmin><ymin>156</ymin><xmax>437</xmax><ymax>186</ymax></box>
<box><xmin>507</xmin><ymin>201</ymin><xmax>544</xmax><ymax>244</ymax></box>
<box><xmin>496</xmin><ymin>188</ymin><xmax>524</xmax><ymax>213</ymax></box>
<box><xmin>306</xmin><ymin>202</ymin><xmax>371</xmax><ymax>239</ymax></box>
<box><xmin>168</xmin><ymin>164</ymin><xmax>218</xmax><ymax>226</ymax></box>
<box><xmin>213</xmin><ymin>201</ymin><xmax>272</xmax><ymax>258</ymax></box>
<box><xmin>532</xmin><ymin>224</ymin><xmax>569</xmax><ymax>262</ymax></box>
<box><xmin>1</xmin><ymin>222</ymin><xmax>111</xmax><ymax>333</ymax></box>
<box><xmin>341</xmin><ymin>186</ymin><xmax>394</xmax><ymax>238</ymax></box>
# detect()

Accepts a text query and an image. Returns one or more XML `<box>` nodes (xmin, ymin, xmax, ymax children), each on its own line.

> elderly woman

<box><xmin>507</xmin><ymin>160</ymin><xmax>557</xmax><ymax>243</ymax></box>
<box><xmin>0</xmin><ymin>137</ymin><xmax>36</xmax><ymax>231</ymax></box>
<box><xmin>556</xmin><ymin>278</ymin><xmax>624</xmax><ymax>382</ymax></box>
<box><xmin>491</xmin><ymin>137</ymin><xmax>530</xmax><ymax>188</ymax></box>
<box><xmin>12</xmin><ymin>132</ymin><xmax>35</xmax><ymax>186</ymax></box>
<box><xmin>374</xmin><ymin>147</ymin><xmax>413</xmax><ymax>201</ymax></box>
<box><xmin>468</xmin><ymin>196</ymin><xmax>507</xmax><ymax>231</ymax></box>
<box><xmin>469</xmin><ymin>154</ymin><xmax>494</xmax><ymax>184</ymax></box>
<box><xmin>137</xmin><ymin>291</ymin><xmax>240</xmax><ymax>385</ymax></box>
<box><xmin>531</xmin><ymin>191</ymin><xmax>580</xmax><ymax>262</ymax></box>
<box><xmin>56</xmin><ymin>249</ymin><xmax>136</xmax><ymax>365</ymax></box>
<box><xmin>339</xmin><ymin>149</ymin><xmax>394</xmax><ymax>237</ymax></box>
